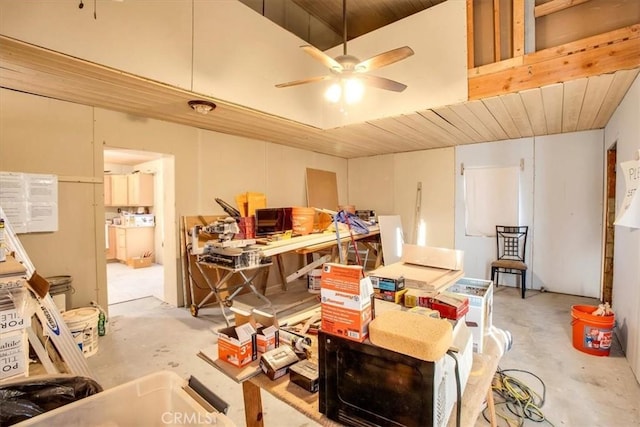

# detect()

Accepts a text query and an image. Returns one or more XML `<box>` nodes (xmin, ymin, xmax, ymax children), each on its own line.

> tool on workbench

<box><xmin>214</xmin><ymin>198</ymin><xmax>241</xmax><ymax>218</ymax></box>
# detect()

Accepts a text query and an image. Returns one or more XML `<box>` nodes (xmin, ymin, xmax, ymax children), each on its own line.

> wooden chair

<box><xmin>491</xmin><ymin>226</ymin><xmax>528</xmax><ymax>298</ymax></box>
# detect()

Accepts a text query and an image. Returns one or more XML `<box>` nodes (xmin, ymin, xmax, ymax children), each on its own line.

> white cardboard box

<box><xmin>0</xmin><ymin>329</ymin><xmax>28</xmax><ymax>380</ymax></box>
<box><xmin>448</xmin><ymin>278</ymin><xmax>493</xmax><ymax>353</ymax></box>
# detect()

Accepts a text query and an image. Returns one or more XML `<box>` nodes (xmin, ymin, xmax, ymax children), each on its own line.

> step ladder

<box><xmin>0</xmin><ymin>206</ymin><xmax>93</xmax><ymax>379</ymax></box>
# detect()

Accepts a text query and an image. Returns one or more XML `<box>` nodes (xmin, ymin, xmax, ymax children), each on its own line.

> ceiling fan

<box><xmin>275</xmin><ymin>0</ymin><xmax>414</xmax><ymax>97</ymax></box>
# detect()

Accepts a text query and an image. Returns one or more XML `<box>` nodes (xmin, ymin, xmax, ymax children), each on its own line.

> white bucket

<box><xmin>307</xmin><ymin>269</ymin><xmax>322</xmax><ymax>293</ymax></box>
<box><xmin>62</xmin><ymin>307</ymin><xmax>100</xmax><ymax>358</ymax></box>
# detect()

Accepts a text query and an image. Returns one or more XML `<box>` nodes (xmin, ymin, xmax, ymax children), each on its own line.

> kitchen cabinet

<box><xmin>115</xmin><ymin>226</ymin><xmax>154</xmax><ymax>263</ymax></box>
<box><xmin>110</xmin><ymin>175</ymin><xmax>129</xmax><ymax>206</ymax></box>
<box><xmin>127</xmin><ymin>173</ymin><xmax>154</xmax><ymax>206</ymax></box>
<box><xmin>106</xmin><ymin>225</ymin><xmax>117</xmax><ymax>260</ymax></box>
<box><xmin>104</xmin><ymin>173</ymin><xmax>154</xmax><ymax>207</ymax></box>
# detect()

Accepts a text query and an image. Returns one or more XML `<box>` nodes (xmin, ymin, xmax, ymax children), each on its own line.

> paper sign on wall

<box><xmin>614</xmin><ymin>150</ymin><xmax>640</xmax><ymax>229</ymax></box>
<box><xmin>0</xmin><ymin>172</ymin><xmax>58</xmax><ymax>233</ymax></box>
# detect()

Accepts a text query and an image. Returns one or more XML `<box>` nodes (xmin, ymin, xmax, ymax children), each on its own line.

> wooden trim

<box><xmin>493</xmin><ymin>0</ymin><xmax>501</xmax><ymax>62</ymax></box>
<box><xmin>467</xmin><ymin>0</ymin><xmax>474</xmax><ymax>69</ymax></box>
<box><xmin>513</xmin><ymin>0</ymin><xmax>525</xmax><ymax>57</ymax></box>
<box><xmin>534</xmin><ymin>0</ymin><xmax>591</xmax><ymax>18</ymax></box>
<box><xmin>58</xmin><ymin>176</ymin><xmax>102</xmax><ymax>184</ymax></box>
<box><xmin>469</xmin><ymin>33</ymin><xmax>640</xmax><ymax>100</ymax></box>
<box><xmin>468</xmin><ymin>57</ymin><xmax>523</xmax><ymax>77</ymax></box>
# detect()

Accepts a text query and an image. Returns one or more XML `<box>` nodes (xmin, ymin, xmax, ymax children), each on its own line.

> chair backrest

<box><xmin>495</xmin><ymin>225</ymin><xmax>528</xmax><ymax>262</ymax></box>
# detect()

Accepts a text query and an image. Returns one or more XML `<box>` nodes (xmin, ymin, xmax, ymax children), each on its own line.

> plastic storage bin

<box><xmin>16</xmin><ymin>371</ymin><xmax>235</xmax><ymax>426</ymax></box>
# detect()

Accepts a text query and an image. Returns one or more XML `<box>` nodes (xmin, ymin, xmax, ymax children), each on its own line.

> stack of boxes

<box><xmin>320</xmin><ymin>263</ymin><xmax>374</xmax><ymax>343</ymax></box>
<box><xmin>0</xmin><ymin>284</ymin><xmax>30</xmax><ymax>381</ymax></box>
<box><xmin>448</xmin><ymin>278</ymin><xmax>493</xmax><ymax>353</ymax></box>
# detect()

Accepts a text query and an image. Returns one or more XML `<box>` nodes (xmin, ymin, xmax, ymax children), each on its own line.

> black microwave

<box><xmin>318</xmin><ymin>331</ymin><xmax>456</xmax><ymax>427</ymax></box>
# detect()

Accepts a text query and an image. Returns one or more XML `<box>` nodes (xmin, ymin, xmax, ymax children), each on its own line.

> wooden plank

<box><xmin>518</xmin><ymin>88</ymin><xmax>548</xmax><ymax>135</ymax></box>
<box><xmin>469</xmin><ymin>36</ymin><xmax>640</xmax><ymax>100</ymax></box>
<box><xmin>467</xmin><ymin>0</ymin><xmax>474</xmax><ymax>69</ymax></box>
<box><xmin>480</xmin><ymin>96</ymin><xmax>522</xmax><ymax>139</ymax></box>
<box><xmin>432</xmin><ymin>106</ymin><xmax>485</xmax><ymax>142</ymax></box>
<box><xmin>393</xmin><ymin>114</ymin><xmax>456</xmax><ymax>149</ymax></box>
<box><xmin>402</xmin><ymin>112</ymin><xmax>461</xmax><ymax>147</ymax></box>
<box><xmin>468</xmin><ymin>56</ymin><xmax>523</xmax><ymax>77</ymax></box>
<box><xmin>534</xmin><ymin>0</ymin><xmax>591</xmax><ymax>18</ymax></box>
<box><xmin>513</xmin><ymin>0</ymin><xmax>525</xmax><ymax>57</ymax></box>
<box><xmin>576</xmin><ymin>73</ymin><xmax>616</xmax><ymax>131</ymax></box>
<box><xmin>593</xmin><ymin>68</ymin><xmax>640</xmax><ymax>128</ymax></box>
<box><xmin>419</xmin><ymin>110</ymin><xmax>476</xmax><ymax>145</ymax></box>
<box><xmin>464</xmin><ymin>100</ymin><xmax>510</xmax><ymax>140</ymax></box>
<box><xmin>493</xmin><ymin>0</ymin><xmax>501</xmax><ymax>62</ymax></box>
<box><xmin>499</xmin><ymin>93</ymin><xmax>534</xmax><ymax>137</ymax></box>
<box><xmin>367</xmin><ymin>117</ymin><xmax>434</xmax><ymax>150</ymax></box>
<box><xmin>562</xmin><ymin>78</ymin><xmax>588</xmax><ymax>132</ymax></box>
<box><xmin>541</xmin><ymin>83</ymin><xmax>564</xmax><ymax>134</ymax></box>
<box><xmin>448</xmin><ymin>103</ymin><xmax>497</xmax><ymax>141</ymax></box>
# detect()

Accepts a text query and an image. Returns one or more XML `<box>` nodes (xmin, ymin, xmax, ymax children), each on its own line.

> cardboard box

<box><xmin>127</xmin><ymin>256</ymin><xmax>152</xmax><ymax>269</ymax></box>
<box><xmin>427</xmin><ymin>293</ymin><xmax>469</xmax><ymax>321</ymax></box>
<box><xmin>403</xmin><ymin>288</ymin><xmax>437</xmax><ymax>308</ymax></box>
<box><xmin>401</xmin><ymin>245</ymin><xmax>464</xmax><ymax>270</ymax></box>
<box><xmin>259</xmin><ymin>345</ymin><xmax>299</xmax><ymax>380</ymax></box>
<box><xmin>228</xmin><ymin>308</ymin><xmax>279</xmax><ymax>355</ymax></box>
<box><xmin>373</xmin><ymin>288</ymin><xmax>408</xmax><ymax>304</ymax></box>
<box><xmin>369</xmin><ymin>275</ymin><xmax>405</xmax><ymax>292</ymax></box>
<box><xmin>321</xmin><ymin>263</ymin><xmax>374</xmax><ymax>343</ymax></box>
<box><xmin>1</xmin><ymin>306</ymin><xmax>31</xmax><ymax>334</ymax></box>
<box><xmin>217</xmin><ymin>322</ymin><xmax>257</xmax><ymax>367</ymax></box>
<box><xmin>0</xmin><ymin>329</ymin><xmax>28</xmax><ymax>380</ymax></box>
<box><xmin>289</xmin><ymin>360</ymin><xmax>319</xmax><ymax>393</ymax></box>
<box><xmin>448</xmin><ymin>278</ymin><xmax>494</xmax><ymax>352</ymax></box>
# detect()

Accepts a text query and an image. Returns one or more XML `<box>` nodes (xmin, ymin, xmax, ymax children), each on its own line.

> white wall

<box><xmin>604</xmin><ymin>75</ymin><xmax>640</xmax><ymax>382</ymax></box>
<box><xmin>533</xmin><ymin>131</ymin><xmax>604</xmax><ymax>297</ymax></box>
<box><xmin>348</xmin><ymin>148</ymin><xmax>456</xmax><ymax>250</ymax></box>
<box><xmin>454</xmin><ymin>139</ymin><xmax>535</xmax><ymax>283</ymax></box>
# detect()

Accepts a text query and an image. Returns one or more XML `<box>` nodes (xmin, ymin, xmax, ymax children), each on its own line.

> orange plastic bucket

<box><xmin>571</xmin><ymin>305</ymin><xmax>615</xmax><ymax>356</ymax></box>
<box><xmin>292</xmin><ymin>207</ymin><xmax>315</xmax><ymax>235</ymax></box>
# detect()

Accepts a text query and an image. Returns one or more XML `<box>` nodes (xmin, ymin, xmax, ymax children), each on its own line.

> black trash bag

<box><xmin>0</xmin><ymin>375</ymin><xmax>102</xmax><ymax>426</ymax></box>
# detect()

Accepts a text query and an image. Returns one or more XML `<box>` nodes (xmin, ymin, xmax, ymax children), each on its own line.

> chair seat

<box><xmin>491</xmin><ymin>259</ymin><xmax>527</xmax><ymax>271</ymax></box>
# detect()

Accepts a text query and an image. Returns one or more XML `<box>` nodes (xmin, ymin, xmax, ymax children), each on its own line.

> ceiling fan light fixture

<box><xmin>344</xmin><ymin>78</ymin><xmax>364</xmax><ymax>104</ymax></box>
<box><xmin>325</xmin><ymin>82</ymin><xmax>342</xmax><ymax>103</ymax></box>
<box><xmin>188</xmin><ymin>100</ymin><xmax>216</xmax><ymax>115</ymax></box>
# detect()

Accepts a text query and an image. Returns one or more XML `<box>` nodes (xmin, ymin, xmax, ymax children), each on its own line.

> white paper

<box><xmin>27</xmin><ymin>202</ymin><xmax>58</xmax><ymax>232</ymax></box>
<box><xmin>0</xmin><ymin>172</ymin><xmax>58</xmax><ymax>233</ymax></box>
<box><xmin>0</xmin><ymin>172</ymin><xmax>26</xmax><ymax>201</ymax></box>
<box><xmin>0</xmin><ymin>202</ymin><xmax>27</xmax><ymax>234</ymax></box>
<box><xmin>614</xmin><ymin>153</ymin><xmax>640</xmax><ymax>229</ymax></box>
<box><xmin>235</xmin><ymin>322</ymin><xmax>256</xmax><ymax>342</ymax></box>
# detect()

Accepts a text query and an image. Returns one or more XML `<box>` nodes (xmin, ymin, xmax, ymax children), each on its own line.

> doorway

<box><xmin>603</xmin><ymin>144</ymin><xmax>616</xmax><ymax>304</ymax></box>
<box><xmin>104</xmin><ymin>148</ymin><xmax>176</xmax><ymax>306</ymax></box>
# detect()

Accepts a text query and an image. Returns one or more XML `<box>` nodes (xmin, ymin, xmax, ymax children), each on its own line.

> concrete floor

<box><xmin>87</xmin><ymin>282</ymin><xmax>640</xmax><ymax>427</ymax></box>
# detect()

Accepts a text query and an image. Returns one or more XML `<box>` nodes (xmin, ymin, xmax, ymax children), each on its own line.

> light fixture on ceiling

<box><xmin>324</xmin><ymin>78</ymin><xmax>365</xmax><ymax>104</ymax></box>
<box><xmin>188</xmin><ymin>100</ymin><xmax>216</xmax><ymax>115</ymax></box>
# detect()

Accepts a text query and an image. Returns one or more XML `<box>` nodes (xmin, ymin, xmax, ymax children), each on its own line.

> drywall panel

<box><xmin>347</xmin><ymin>154</ymin><xmax>395</xmax><ymax>216</ymax></box>
<box><xmin>322</xmin><ymin>0</ymin><xmax>468</xmax><ymax>127</ymax></box>
<box><xmin>0</xmin><ymin>0</ymin><xmax>193</xmax><ymax>89</ymax></box>
<box><xmin>0</xmin><ymin>89</ymin><xmax>104</xmax><ymax>309</ymax></box>
<box><xmin>394</xmin><ymin>148</ymin><xmax>455</xmax><ymax>248</ymax></box>
<box><xmin>605</xmin><ymin>74</ymin><xmax>640</xmax><ymax>382</ymax></box>
<box><xmin>192</xmin><ymin>1</ymin><xmax>326</xmax><ymax>126</ymax></box>
<box><xmin>533</xmin><ymin>131</ymin><xmax>604</xmax><ymax>297</ymax></box>
<box><xmin>454</xmin><ymin>139</ymin><xmax>535</xmax><ymax>284</ymax></box>
<box><xmin>264</xmin><ymin>144</ymin><xmax>348</xmax><ymax>208</ymax></box>
<box><xmin>197</xmin><ymin>132</ymin><xmax>267</xmax><ymax>214</ymax></box>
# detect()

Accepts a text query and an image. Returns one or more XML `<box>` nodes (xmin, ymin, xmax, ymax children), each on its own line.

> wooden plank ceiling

<box><xmin>0</xmin><ymin>28</ymin><xmax>638</xmax><ymax>159</ymax></box>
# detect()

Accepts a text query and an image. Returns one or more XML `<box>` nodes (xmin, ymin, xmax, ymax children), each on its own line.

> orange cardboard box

<box><xmin>217</xmin><ymin>322</ymin><xmax>257</xmax><ymax>367</ymax></box>
<box><xmin>321</xmin><ymin>302</ymin><xmax>372</xmax><ymax>343</ymax></box>
<box><xmin>320</xmin><ymin>263</ymin><xmax>363</xmax><ymax>294</ymax></box>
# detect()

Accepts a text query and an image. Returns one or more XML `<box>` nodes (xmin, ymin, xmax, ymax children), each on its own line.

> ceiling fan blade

<box><xmin>359</xmin><ymin>74</ymin><xmax>408</xmax><ymax>92</ymax></box>
<box><xmin>356</xmin><ymin>46</ymin><xmax>414</xmax><ymax>72</ymax></box>
<box><xmin>275</xmin><ymin>74</ymin><xmax>332</xmax><ymax>88</ymax></box>
<box><xmin>301</xmin><ymin>45</ymin><xmax>343</xmax><ymax>71</ymax></box>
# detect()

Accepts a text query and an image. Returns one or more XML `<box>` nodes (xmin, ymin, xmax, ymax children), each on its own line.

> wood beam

<box><xmin>513</xmin><ymin>0</ymin><xmax>525</xmax><ymax>57</ymax></box>
<box><xmin>534</xmin><ymin>0</ymin><xmax>591</xmax><ymax>18</ymax></box>
<box><xmin>469</xmin><ymin>25</ymin><xmax>640</xmax><ymax>100</ymax></box>
<box><xmin>467</xmin><ymin>0</ymin><xmax>474</xmax><ymax>69</ymax></box>
<box><xmin>493</xmin><ymin>0</ymin><xmax>501</xmax><ymax>62</ymax></box>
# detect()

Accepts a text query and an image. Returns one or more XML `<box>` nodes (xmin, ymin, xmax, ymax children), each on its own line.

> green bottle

<box><xmin>98</xmin><ymin>311</ymin><xmax>106</xmax><ymax>336</ymax></box>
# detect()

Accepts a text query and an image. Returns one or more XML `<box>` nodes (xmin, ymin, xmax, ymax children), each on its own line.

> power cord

<box><xmin>483</xmin><ymin>367</ymin><xmax>555</xmax><ymax>427</ymax></box>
